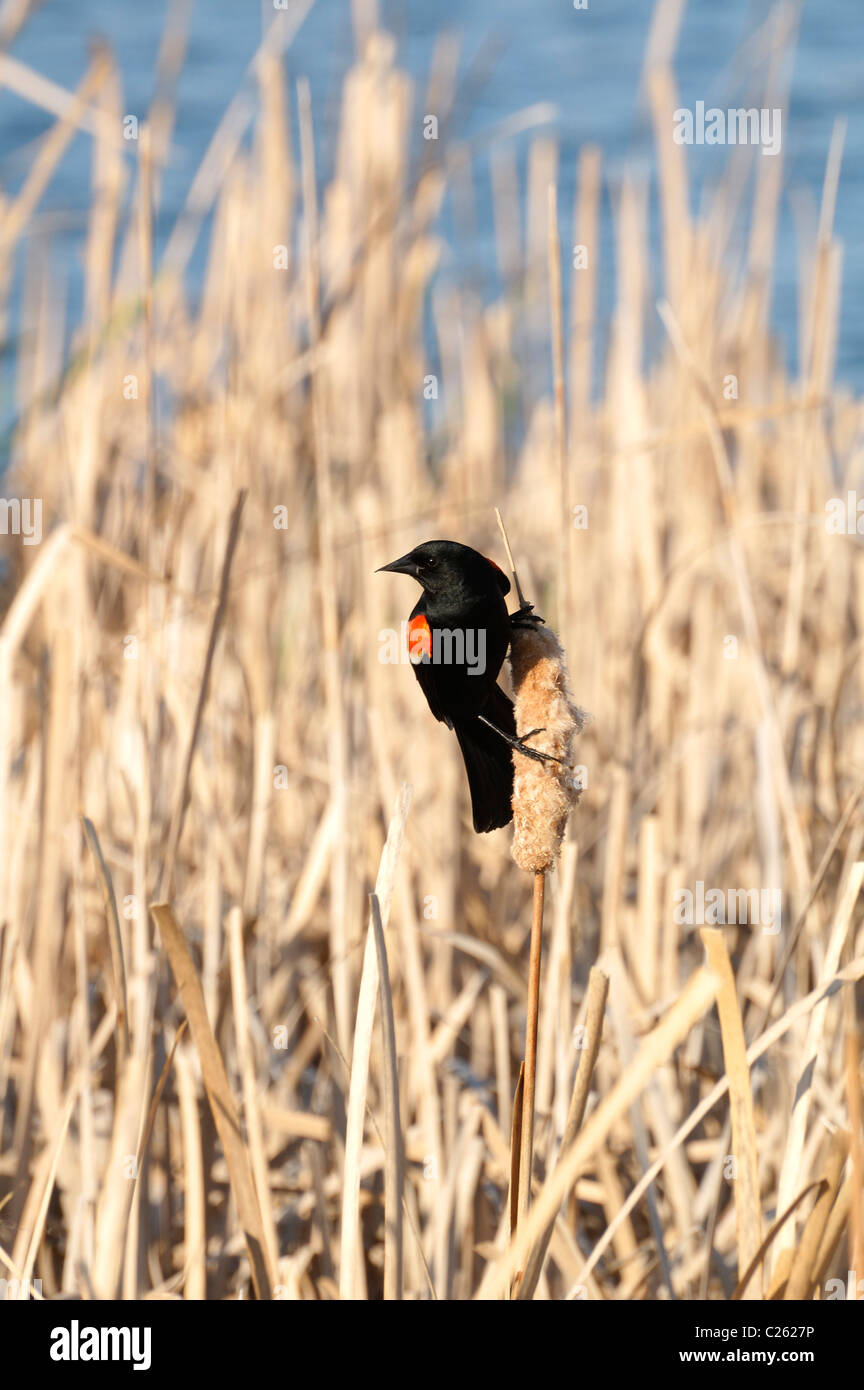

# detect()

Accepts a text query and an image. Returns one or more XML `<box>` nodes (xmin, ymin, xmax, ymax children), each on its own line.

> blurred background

<box><xmin>2</xmin><ymin>0</ymin><xmax>864</xmax><ymax>431</ymax></box>
<box><xmin>1</xmin><ymin>0</ymin><xmax>863</xmax><ymax>1302</ymax></box>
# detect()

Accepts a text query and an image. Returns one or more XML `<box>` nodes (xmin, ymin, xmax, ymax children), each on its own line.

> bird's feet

<box><xmin>510</xmin><ymin>601</ymin><xmax>546</xmax><ymax>630</ymax></box>
<box><xmin>511</xmin><ymin>726</ymin><xmax>564</xmax><ymax>765</ymax></box>
<box><xmin>477</xmin><ymin>714</ymin><xmax>564</xmax><ymax>765</ymax></box>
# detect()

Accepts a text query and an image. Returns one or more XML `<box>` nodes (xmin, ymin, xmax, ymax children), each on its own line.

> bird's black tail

<box><xmin>453</xmin><ymin>686</ymin><xmax>516</xmax><ymax>832</ymax></box>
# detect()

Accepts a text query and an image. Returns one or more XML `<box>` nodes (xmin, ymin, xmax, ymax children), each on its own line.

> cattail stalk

<box><xmin>516</xmin><ymin>870</ymin><xmax>545</xmax><ymax>1229</ymax></box>
<box><xmin>497</xmin><ymin>512</ymin><xmax>587</xmax><ymax>1277</ymax></box>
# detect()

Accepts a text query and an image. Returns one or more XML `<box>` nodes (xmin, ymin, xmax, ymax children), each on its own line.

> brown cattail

<box><xmin>509</xmin><ymin>619</ymin><xmax>586</xmax><ymax>873</ymax></box>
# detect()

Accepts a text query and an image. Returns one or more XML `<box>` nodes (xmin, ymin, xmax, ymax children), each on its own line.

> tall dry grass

<box><xmin>1</xmin><ymin>7</ymin><xmax>863</xmax><ymax>1301</ymax></box>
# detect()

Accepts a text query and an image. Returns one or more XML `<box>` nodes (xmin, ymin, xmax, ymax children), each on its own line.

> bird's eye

<box><xmin>423</xmin><ymin>557</ymin><xmax>438</xmax><ymax>570</ymax></box>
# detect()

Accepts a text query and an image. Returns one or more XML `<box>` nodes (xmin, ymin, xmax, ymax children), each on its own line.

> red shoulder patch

<box><xmin>485</xmin><ymin>556</ymin><xmax>511</xmax><ymax>596</ymax></box>
<box><xmin>407</xmin><ymin>613</ymin><xmax>432</xmax><ymax>663</ymax></box>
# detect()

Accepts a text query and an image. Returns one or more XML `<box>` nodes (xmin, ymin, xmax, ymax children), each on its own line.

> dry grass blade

<box><xmin>13</xmin><ymin>1008</ymin><xmax>117</xmax><ymax>1297</ymax></box>
<box><xmin>92</xmin><ymin>1054</ymin><xmax>148</xmax><ymax>1299</ymax></box>
<box><xmin>495</xmin><ymin>508</ymin><xmax>527</xmax><ymax>609</ymax></box>
<box><xmin>845</xmin><ymin>1025</ymin><xmax>864</xmax><ymax>1292</ymax></box>
<box><xmin>0</xmin><ymin>1226</ymin><xmax>43</xmax><ymax>1300</ymax></box>
<box><xmin>339</xmin><ymin>784</ymin><xmax>412</xmax><ymax>1300</ymax></box>
<box><xmin>701</xmin><ymin>928</ymin><xmax>762</xmax><ymax>1297</ymax></box>
<box><xmin>159</xmin><ymin>488</ymin><xmax>247</xmax><ymax>901</ymax></box>
<box><xmin>175</xmin><ymin>1045</ymin><xmax>206</xmax><ymax>1299</ymax></box>
<box><xmin>812</xmin><ymin>1170</ymin><xmax>855</xmax><ymax>1293</ymax></box>
<box><xmin>149</xmin><ymin>901</ymin><xmax>274</xmax><ymax>1301</ymax></box>
<box><xmin>81</xmin><ymin>814</ymin><xmax>130</xmax><ymax>1063</ymax></box>
<box><xmin>135</xmin><ymin>1019</ymin><xmax>188</xmax><ymax>1172</ymax></box>
<box><xmin>772</xmin><ymin>860</ymin><xmax>864</xmax><ymax>1276</ymax></box>
<box><xmin>18</xmin><ymin>1085</ymin><xmax>78</xmax><ymax>1297</ymax></box>
<box><xmin>843</xmin><ymin>937</ymin><xmax>864</xmax><ymax>1293</ymax></box>
<box><xmin>731</xmin><ymin>1181</ymin><xmax>823</xmax><ymax>1301</ymax></box>
<box><xmin>755</xmin><ymin>781</ymin><xmax>864</xmax><ymax>1032</ymax></box>
<box><xmin>0</xmin><ymin>49</ymin><xmax>111</xmax><ymax>255</ymax></box>
<box><xmin>783</xmin><ymin>1131</ymin><xmax>848</xmax><ymax>1300</ymax></box>
<box><xmin>370</xmin><ymin>892</ymin><xmax>404</xmax><ymax>1301</ymax></box>
<box><xmin>228</xmin><ymin>906</ymin><xmax>279</xmax><ymax>1277</ymax></box>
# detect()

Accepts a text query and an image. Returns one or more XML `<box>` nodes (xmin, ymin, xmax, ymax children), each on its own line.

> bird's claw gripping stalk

<box><xmin>477</xmin><ymin>715</ymin><xmax>565</xmax><ymax>766</ymax></box>
<box><xmin>510</xmin><ymin>602</ymin><xmax>546</xmax><ymax>631</ymax></box>
<box><xmin>511</xmin><ymin>726</ymin><xmax>565</xmax><ymax>765</ymax></box>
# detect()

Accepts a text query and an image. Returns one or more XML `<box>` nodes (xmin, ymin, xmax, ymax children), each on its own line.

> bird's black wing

<box><xmin>453</xmin><ymin>685</ymin><xmax>517</xmax><ymax>831</ymax></box>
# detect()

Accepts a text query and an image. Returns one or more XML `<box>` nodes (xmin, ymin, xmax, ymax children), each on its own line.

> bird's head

<box><xmin>377</xmin><ymin>539</ymin><xmax>510</xmax><ymax>602</ymax></box>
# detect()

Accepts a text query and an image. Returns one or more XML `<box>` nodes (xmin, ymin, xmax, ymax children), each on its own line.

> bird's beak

<box><xmin>376</xmin><ymin>551</ymin><xmax>419</xmax><ymax>578</ymax></box>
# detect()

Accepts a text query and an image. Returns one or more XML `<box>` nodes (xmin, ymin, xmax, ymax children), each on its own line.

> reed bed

<box><xmin>1</xmin><ymin>7</ymin><xmax>862</xmax><ymax>1301</ymax></box>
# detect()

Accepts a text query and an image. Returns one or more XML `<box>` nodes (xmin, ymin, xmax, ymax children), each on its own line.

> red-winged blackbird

<box><xmin>378</xmin><ymin>539</ymin><xmax>555</xmax><ymax>832</ymax></box>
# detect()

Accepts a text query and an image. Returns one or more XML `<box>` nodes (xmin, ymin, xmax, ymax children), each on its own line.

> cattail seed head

<box><xmin>509</xmin><ymin>620</ymin><xmax>587</xmax><ymax>873</ymax></box>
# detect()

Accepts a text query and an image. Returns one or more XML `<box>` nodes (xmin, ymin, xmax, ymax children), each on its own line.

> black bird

<box><xmin>377</xmin><ymin>539</ymin><xmax>554</xmax><ymax>832</ymax></box>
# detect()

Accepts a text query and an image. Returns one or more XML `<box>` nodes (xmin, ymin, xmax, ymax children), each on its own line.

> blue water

<box><xmin>1</xmin><ymin>0</ymin><xmax>862</xmax><ymax>441</ymax></box>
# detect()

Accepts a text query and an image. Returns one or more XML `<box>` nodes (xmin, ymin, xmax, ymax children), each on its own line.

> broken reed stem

<box><xmin>564</xmin><ymin>967</ymin><xmax>610</xmax><ymax>1139</ymax></box>
<box><xmin>517</xmin><ymin>870</ymin><xmax>545</xmax><ymax>1233</ymax></box>
<box><xmin>494</xmin><ymin>506</ymin><xmax>527</xmax><ymax>609</ymax></box>
<box><xmin>701</xmin><ymin>927</ymin><xmax>763</xmax><ymax>1298</ymax></box>
<box><xmin>547</xmin><ymin>180</ymin><xmax>572</xmax><ymax>645</ymax></box>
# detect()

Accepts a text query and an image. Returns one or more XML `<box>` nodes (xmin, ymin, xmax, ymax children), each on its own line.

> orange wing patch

<box><xmin>407</xmin><ymin>613</ymin><xmax>432</xmax><ymax>664</ymax></box>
